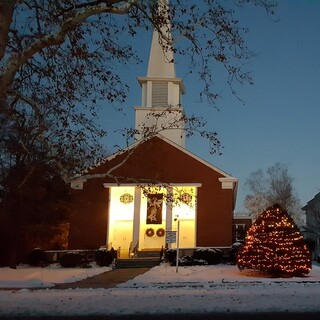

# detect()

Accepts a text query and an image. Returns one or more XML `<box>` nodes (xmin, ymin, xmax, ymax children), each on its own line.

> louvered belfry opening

<box><xmin>152</xmin><ymin>82</ymin><xmax>168</xmax><ymax>107</ymax></box>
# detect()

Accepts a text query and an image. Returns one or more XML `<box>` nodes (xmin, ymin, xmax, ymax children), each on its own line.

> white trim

<box><xmin>194</xmin><ymin>186</ymin><xmax>198</xmax><ymax>247</ymax></box>
<box><xmin>106</xmin><ymin>188</ymin><xmax>112</xmax><ymax>246</ymax></box>
<box><xmin>218</xmin><ymin>177</ymin><xmax>238</xmax><ymax>190</ymax></box>
<box><xmin>137</xmin><ymin>77</ymin><xmax>186</xmax><ymax>94</ymax></box>
<box><xmin>166</xmin><ymin>187</ymin><xmax>173</xmax><ymax>248</ymax></box>
<box><xmin>71</xmin><ymin>134</ymin><xmax>238</xmax><ymax>211</ymax></box>
<box><xmin>134</xmin><ymin>106</ymin><xmax>183</xmax><ymax>111</ymax></box>
<box><xmin>70</xmin><ymin>179</ymin><xmax>86</xmax><ymax>190</ymax></box>
<box><xmin>159</xmin><ymin>135</ymin><xmax>234</xmax><ymax>178</ymax></box>
<box><xmin>103</xmin><ymin>182</ymin><xmax>202</xmax><ymax>188</ymax></box>
<box><xmin>132</xmin><ymin>187</ymin><xmax>141</xmax><ymax>249</ymax></box>
<box><xmin>104</xmin><ymin>134</ymin><xmax>236</xmax><ymax>179</ymax></box>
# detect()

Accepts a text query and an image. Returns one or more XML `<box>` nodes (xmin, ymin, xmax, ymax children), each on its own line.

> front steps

<box><xmin>137</xmin><ymin>249</ymin><xmax>162</xmax><ymax>258</ymax></box>
<box><xmin>115</xmin><ymin>257</ymin><xmax>160</xmax><ymax>269</ymax></box>
<box><xmin>115</xmin><ymin>249</ymin><xmax>162</xmax><ymax>269</ymax></box>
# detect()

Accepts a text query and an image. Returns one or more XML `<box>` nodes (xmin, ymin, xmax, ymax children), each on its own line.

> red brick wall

<box><xmin>196</xmin><ymin>175</ymin><xmax>234</xmax><ymax>247</ymax></box>
<box><xmin>68</xmin><ymin>180</ymin><xmax>109</xmax><ymax>249</ymax></box>
<box><xmin>69</xmin><ymin>137</ymin><xmax>236</xmax><ymax>249</ymax></box>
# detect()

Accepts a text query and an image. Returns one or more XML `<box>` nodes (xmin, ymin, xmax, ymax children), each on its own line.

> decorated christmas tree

<box><xmin>237</xmin><ymin>204</ymin><xmax>311</xmax><ymax>277</ymax></box>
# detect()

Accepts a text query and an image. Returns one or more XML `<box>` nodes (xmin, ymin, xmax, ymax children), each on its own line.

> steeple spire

<box><xmin>147</xmin><ymin>0</ymin><xmax>176</xmax><ymax>78</ymax></box>
<box><xmin>135</xmin><ymin>0</ymin><xmax>186</xmax><ymax>147</ymax></box>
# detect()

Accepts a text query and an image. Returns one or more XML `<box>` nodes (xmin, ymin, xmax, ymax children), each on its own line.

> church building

<box><xmin>68</xmin><ymin>2</ymin><xmax>238</xmax><ymax>256</ymax></box>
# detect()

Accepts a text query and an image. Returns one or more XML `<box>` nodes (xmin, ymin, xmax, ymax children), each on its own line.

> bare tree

<box><xmin>0</xmin><ymin>0</ymin><xmax>276</xmax><ymax>264</ymax></box>
<box><xmin>0</xmin><ymin>0</ymin><xmax>276</xmax><ymax>183</ymax></box>
<box><xmin>244</xmin><ymin>162</ymin><xmax>304</xmax><ymax>225</ymax></box>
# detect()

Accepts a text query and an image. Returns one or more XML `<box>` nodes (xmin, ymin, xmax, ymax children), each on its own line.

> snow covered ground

<box><xmin>1</xmin><ymin>262</ymin><xmax>320</xmax><ymax>317</ymax></box>
<box><xmin>0</xmin><ymin>263</ymin><xmax>111</xmax><ymax>289</ymax></box>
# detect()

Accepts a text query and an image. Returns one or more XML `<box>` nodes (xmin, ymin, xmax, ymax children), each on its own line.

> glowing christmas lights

<box><xmin>237</xmin><ymin>204</ymin><xmax>311</xmax><ymax>277</ymax></box>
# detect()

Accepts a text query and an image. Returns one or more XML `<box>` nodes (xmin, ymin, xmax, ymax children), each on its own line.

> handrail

<box><xmin>133</xmin><ymin>241</ymin><xmax>139</xmax><ymax>255</ymax></box>
<box><xmin>129</xmin><ymin>241</ymin><xmax>139</xmax><ymax>258</ymax></box>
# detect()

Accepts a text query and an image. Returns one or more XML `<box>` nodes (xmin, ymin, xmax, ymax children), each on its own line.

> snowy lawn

<box><xmin>0</xmin><ymin>263</ymin><xmax>111</xmax><ymax>288</ymax></box>
<box><xmin>1</xmin><ymin>263</ymin><xmax>320</xmax><ymax>317</ymax></box>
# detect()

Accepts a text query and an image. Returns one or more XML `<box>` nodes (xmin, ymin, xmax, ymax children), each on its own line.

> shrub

<box><xmin>28</xmin><ymin>248</ymin><xmax>47</xmax><ymax>267</ymax></box>
<box><xmin>95</xmin><ymin>249</ymin><xmax>114</xmax><ymax>266</ymax></box>
<box><xmin>304</xmin><ymin>238</ymin><xmax>316</xmax><ymax>253</ymax></box>
<box><xmin>178</xmin><ymin>255</ymin><xmax>193</xmax><ymax>266</ymax></box>
<box><xmin>178</xmin><ymin>255</ymin><xmax>207</xmax><ymax>266</ymax></box>
<box><xmin>60</xmin><ymin>252</ymin><xmax>84</xmax><ymax>268</ymax></box>
<box><xmin>165</xmin><ymin>248</ymin><xmax>223</xmax><ymax>266</ymax></box>
<box><xmin>229</xmin><ymin>242</ymin><xmax>243</xmax><ymax>265</ymax></box>
<box><xmin>193</xmin><ymin>248</ymin><xmax>222</xmax><ymax>265</ymax></box>
<box><xmin>164</xmin><ymin>249</ymin><xmax>176</xmax><ymax>264</ymax></box>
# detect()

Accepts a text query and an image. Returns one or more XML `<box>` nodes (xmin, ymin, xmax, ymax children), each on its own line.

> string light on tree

<box><xmin>237</xmin><ymin>204</ymin><xmax>311</xmax><ymax>277</ymax></box>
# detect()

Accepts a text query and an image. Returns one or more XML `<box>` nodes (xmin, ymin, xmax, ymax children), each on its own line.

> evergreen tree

<box><xmin>237</xmin><ymin>204</ymin><xmax>311</xmax><ymax>277</ymax></box>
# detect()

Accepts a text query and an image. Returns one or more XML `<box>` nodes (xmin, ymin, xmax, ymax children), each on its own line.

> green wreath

<box><xmin>146</xmin><ymin>228</ymin><xmax>155</xmax><ymax>237</ymax></box>
<box><xmin>156</xmin><ymin>228</ymin><xmax>165</xmax><ymax>237</ymax></box>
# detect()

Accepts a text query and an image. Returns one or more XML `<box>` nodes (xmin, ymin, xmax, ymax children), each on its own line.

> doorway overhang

<box><xmin>103</xmin><ymin>183</ymin><xmax>202</xmax><ymax>188</ymax></box>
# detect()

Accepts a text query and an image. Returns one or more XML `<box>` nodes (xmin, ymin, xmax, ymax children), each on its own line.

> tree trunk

<box><xmin>0</xmin><ymin>0</ymin><xmax>15</xmax><ymax>60</ymax></box>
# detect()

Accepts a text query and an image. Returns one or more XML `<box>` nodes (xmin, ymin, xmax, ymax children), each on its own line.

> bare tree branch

<box><xmin>0</xmin><ymin>0</ymin><xmax>135</xmax><ymax>99</ymax></box>
<box><xmin>244</xmin><ymin>162</ymin><xmax>304</xmax><ymax>224</ymax></box>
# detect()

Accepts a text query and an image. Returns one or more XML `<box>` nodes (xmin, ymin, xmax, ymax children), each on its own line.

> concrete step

<box><xmin>115</xmin><ymin>257</ymin><xmax>160</xmax><ymax>269</ymax></box>
<box><xmin>137</xmin><ymin>249</ymin><xmax>162</xmax><ymax>258</ymax></box>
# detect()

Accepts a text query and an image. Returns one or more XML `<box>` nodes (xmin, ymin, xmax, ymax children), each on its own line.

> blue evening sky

<box><xmin>99</xmin><ymin>0</ymin><xmax>320</xmax><ymax>212</ymax></box>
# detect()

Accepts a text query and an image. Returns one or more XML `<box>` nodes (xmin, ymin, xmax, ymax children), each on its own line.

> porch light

<box><xmin>120</xmin><ymin>193</ymin><xmax>133</xmax><ymax>204</ymax></box>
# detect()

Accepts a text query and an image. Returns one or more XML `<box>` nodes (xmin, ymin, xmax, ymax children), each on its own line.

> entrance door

<box><xmin>112</xmin><ymin>221</ymin><xmax>133</xmax><ymax>258</ymax></box>
<box><xmin>107</xmin><ymin>186</ymin><xmax>135</xmax><ymax>257</ymax></box>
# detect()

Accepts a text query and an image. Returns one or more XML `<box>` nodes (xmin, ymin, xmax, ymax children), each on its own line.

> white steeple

<box><xmin>135</xmin><ymin>0</ymin><xmax>186</xmax><ymax>147</ymax></box>
<box><xmin>147</xmin><ymin>1</ymin><xmax>175</xmax><ymax>80</ymax></box>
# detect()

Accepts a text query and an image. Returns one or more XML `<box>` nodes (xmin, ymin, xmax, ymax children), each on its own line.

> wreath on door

<box><xmin>145</xmin><ymin>228</ymin><xmax>155</xmax><ymax>237</ymax></box>
<box><xmin>156</xmin><ymin>228</ymin><xmax>165</xmax><ymax>237</ymax></box>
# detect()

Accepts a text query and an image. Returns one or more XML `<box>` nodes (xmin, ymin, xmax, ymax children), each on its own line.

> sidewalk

<box><xmin>53</xmin><ymin>267</ymin><xmax>150</xmax><ymax>289</ymax></box>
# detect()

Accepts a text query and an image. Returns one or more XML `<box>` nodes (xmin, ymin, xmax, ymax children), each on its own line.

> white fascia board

<box><xmin>218</xmin><ymin>177</ymin><xmax>239</xmax><ymax>211</ymax></box>
<box><xmin>156</xmin><ymin>135</ymin><xmax>236</xmax><ymax>179</ymax></box>
<box><xmin>137</xmin><ymin>77</ymin><xmax>186</xmax><ymax>95</ymax></box>
<box><xmin>103</xmin><ymin>182</ymin><xmax>202</xmax><ymax>188</ymax></box>
<box><xmin>233</xmin><ymin>214</ymin><xmax>252</xmax><ymax>219</ymax></box>
<box><xmin>92</xmin><ymin>133</ymin><xmax>237</xmax><ymax>180</ymax></box>
<box><xmin>70</xmin><ymin>179</ymin><xmax>87</xmax><ymax>190</ymax></box>
<box><xmin>72</xmin><ymin>134</ymin><xmax>238</xmax><ymax>187</ymax></box>
<box><xmin>218</xmin><ymin>177</ymin><xmax>239</xmax><ymax>189</ymax></box>
<box><xmin>134</xmin><ymin>106</ymin><xmax>183</xmax><ymax>111</ymax></box>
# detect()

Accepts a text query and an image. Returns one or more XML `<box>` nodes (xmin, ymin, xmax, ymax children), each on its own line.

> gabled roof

<box><xmin>159</xmin><ymin>134</ymin><xmax>236</xmax><ymax>178</ymax></box>
<box><xmin>74</xmin><ymin>134</ymin><xmax>237</xmax><ymax>191</ymax></box>
<box><xmin>302</xmin><ymin>192</ymin><xmax>320</xmax><ymax>211</ymax></box>
<box><xmin>71</xmin><ymin>134</ymin><xmax>238</xmax><ymax>209</ymax></box>
<box><xmin>91</xmin><ymin>133</ymin><xmax>235</xmax><ymax>178</ymax></box>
